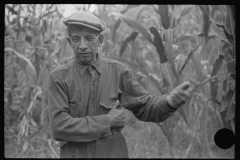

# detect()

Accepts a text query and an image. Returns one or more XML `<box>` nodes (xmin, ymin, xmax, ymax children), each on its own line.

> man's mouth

<box><xmin>79</xmin><ymin>53</ymin><xmax>91</xmax><ymax>56</ymax></box>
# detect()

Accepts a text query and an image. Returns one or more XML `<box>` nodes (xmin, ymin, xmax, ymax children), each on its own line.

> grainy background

<box><xmin>4</xmin><ymin>4</ymin><xmax>235</xmax><ymax>158</ymax></box>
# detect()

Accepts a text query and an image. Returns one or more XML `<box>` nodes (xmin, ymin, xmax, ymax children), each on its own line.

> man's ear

<box><xmin>67</xmin><ymin>37</ymin><xmax>72</xmax><ymax>46</ymax></box>
<box><xmin>98</xmin><ymin>34</ymin><xmax>104</xmax><ymax>47</ymax></box>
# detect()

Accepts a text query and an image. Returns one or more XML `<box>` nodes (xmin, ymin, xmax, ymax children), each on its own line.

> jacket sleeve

<box><xmin>120</xmin><ymin>66</ymin><xmax>178</xmax><ymax>123</ymax></box>
<box><xmin>48</xmin><ymin>71</ymin><xmax>111</xmax><ymax>142</ymax></box>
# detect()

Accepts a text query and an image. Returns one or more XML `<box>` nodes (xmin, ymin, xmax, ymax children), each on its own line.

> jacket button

<box><xmin>91</xmin><ymin>100</ymin><xmax>94</xmax><ymax>103</ymax></box>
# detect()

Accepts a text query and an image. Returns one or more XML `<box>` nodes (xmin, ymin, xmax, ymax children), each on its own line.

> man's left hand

<box><xmin>166</xmin><ymin>81</ymin><xmax>193</xmax><ymax>109</ymax></box>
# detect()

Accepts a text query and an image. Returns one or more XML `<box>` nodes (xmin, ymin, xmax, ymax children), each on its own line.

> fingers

<box><xmin>179</xmin><ymin>81</ymin><xmax>191</xmax><ymax>91</ymax></box>
<box><xmin>185</xmin><ymin>86</ymin><xmax>194</xmax><ymax>96</ymax></box>
<box><xmin>176</xmin><ymin>90</ymin><xmax>188</xmax><ymax>104</ymax></box>
<box><xmin>172</xmin><ymin>89</ymin><xmax>190</xmax><ymax>105</ymax></box>
<box><xmin>168</xmin><ymin>82</ymin><xmax>194</xmax><ymax>108</ymax></box>
<box><xmin>180</xmin><ymin>87</ymin><xmax>193</xmax><ymax>100</ymax></box>
<box><xmin>112</xmin><ymin>100</ymin><xmax>120</xmax><ymax>108</ymax></box>
<box><xmin>182</xmin><ymin>82</ymin><xmax>194</xmax><ymax>97</ymax></box>
<box><xmin>110</xmin><ymin>109</ymin><xmax>125</xmax><ymax>128</ymax></box>
<box><xmin>178</xmin><ymin>81</ymin><xmax>194</xmax><ymax>97</ymax></box>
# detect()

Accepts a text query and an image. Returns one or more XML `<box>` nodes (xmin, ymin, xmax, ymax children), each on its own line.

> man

<box><xmin>48</xmin><ymin>10</ymin><xmax>193</xmax><ymax>158</ymax></box>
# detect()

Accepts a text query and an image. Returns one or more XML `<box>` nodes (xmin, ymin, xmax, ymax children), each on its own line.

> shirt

<box><xmin>47</xmin><ymin>54</ymin><xmax>177</xmax><ymax>158</ymax></box>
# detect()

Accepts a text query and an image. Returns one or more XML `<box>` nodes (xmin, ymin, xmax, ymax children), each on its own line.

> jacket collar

<box><xmin>74</xmin><ymin>53</ymin><xmax>102</xmax><ymax>76</ymax></box>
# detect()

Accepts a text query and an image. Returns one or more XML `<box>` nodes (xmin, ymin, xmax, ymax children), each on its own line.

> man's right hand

<box><xmin>107</xmin><ymin>100</ymin><xmax>125</xmax><ymax>129</ymax></box>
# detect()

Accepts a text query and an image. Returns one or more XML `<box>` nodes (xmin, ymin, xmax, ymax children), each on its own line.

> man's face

<box><xmin>67</xmin><ymin>27</ymin><xmax>103</xmax><ymax>65</ymax></box>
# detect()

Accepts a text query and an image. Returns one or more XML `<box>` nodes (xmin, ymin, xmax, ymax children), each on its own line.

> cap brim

<box><xmin>66</xmin><ymin>22</ymin><xmax>100</xmax><ymax>32</ymax></box>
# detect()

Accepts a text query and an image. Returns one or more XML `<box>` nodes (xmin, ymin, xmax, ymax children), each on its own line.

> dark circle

<box><xmin>71</xmin><ymin>148</ymin><xmax>78</xmax><ymax>156</ymax></box>
<box><xmin>214</xmin><ymin>128</ymin><xmax>235</xmax><ymax>149</ymax></box>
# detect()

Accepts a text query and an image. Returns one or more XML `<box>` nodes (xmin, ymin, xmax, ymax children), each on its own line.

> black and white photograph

<box><xmin>4</xmin><ymin>4</ymin><xmax>235</xmax><ymax>158</ymax></box>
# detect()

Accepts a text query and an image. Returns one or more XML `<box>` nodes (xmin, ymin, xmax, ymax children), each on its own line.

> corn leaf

<box><xmin>110</xmin><ymin>12</ymin><xmax>154</xmax><ymax>45</ymax></box>
<box><xmin>192</xmin><ymin>77</ymin><xmax>212</xmax><ymax>93</ymax></box>
<box><xmin>108</xmin><ymin>56</ymin><xmax>146</xmax><ymax>75</ymax></box>
<box><xmin>149</xmin><ymin>27</ymin><xmax>168</xmax><ymax>63</ymax></box>
<box><xmin>49</xmin><ymin>42</ymin><xmax>61</xmax><ymax>58</ymax></box>
<box><xmin>5</xmin><ymin>47</ymin><xmax>37</xmax><ymax>80</ymax></box>
<box><xmin>136</xmin><ymin>5</ymin><xmax>152</xmax><ymax>21</ymax></box>
<box><xmin>158</xmin><ymin>5</ymin><xmax>170</xmax><ymax>29</ymax></box>
<box><xmin>22</xmin><ymin>140</ymin><xmax>28</xmax><ymax>153</ymax></box>
<box><xmin>223</xmin><ymin>50</ymin><xmax>234</xmax><ymax>73</ymax></box>
<box><xmin>165</xmin><ymin>115</ymin><xmax>175</xmax><ymax>145</ymax></box>
<box><xmin>7</xmin><ymin>91</ymin><xmax>13</xmax><ymax>107</ymax></box>
<box><xmin>208</xmin><ymin>31</ymin><xmax>232</xmax><ymax>46</ymax></box>
<box><xmin>107</xmin><ymin>56</ymin><xmax>164</xmax><ymax>93</ymax></box>
<box><xmin>210</xmin><ymin>81</ymin><xmax>218</xmax><ymax>101</ymax></box>
<box><xmin>178</xmin><ymin>42</ymin><xmax>202</xmax><ymax>75</ymax></box>
<box><xmin>174</xmin><ymin>35</ymin><xmax>193</xmax><ymax>44</ymax></box>
<box><xmin>190</xmin><ymin>54</ymin><xmax>203</xmax><ymax>82</ymax></box>
<box><xmin>157</xmin><ymin>123</ymin><xmax>171</xmax><ymax>143</ymax></box>
<box><xmin>27</xmin><ymin>88</ymin><xmax>42</xmax><ymax>113</ymax></box>
<box><xmin>26</xmin><ymin>65</ymin><xmax>36</xmax><ymax>85</ymax></box>
<box><xmin>16</xmin><ymin>56</ymin><xmax>27</xmax><ymax>73</ymax></box>
<box><xmin>211</xmin><ymin>5</ymin><xmax>218</xmax><ymax>17</ymax></box>
<box><xmin>178</xmin><ymin>97</ymin><xmax>191</xmax><ymax>128</ymax></box>
<box><xmin>157</xmin><ymin>116</ymin><xmax>174</xmax><ymax>145</ymax></box>
<box><xmin>211</xmin><ymin>54</ymin><xmax>224</xmax><ymax>77</ymax></box>
<box><xmin>222</xmin><ymin>78</ymin><xmax>228</xmax><ymax>94</ymax></box>
<box><xmin>220</xmin><ymin>108</ymin><xmax>234</xmax><ymax>130</ymax></box>
<box><xmin>112</xmin><ymin>19</ymin><xmax>121</xmax><ymax>43</ymax></box>
<box><xmin>198</xmin><ymin>5</ymin><xmax>210</xmax><ymax>44</ymax></box>
<box><xmin>119</xmin><ymin>32</ymin><xmax>138</xmax><ymax>57</ymax></box>
<box><xmin>122</xmin><ymin>5</ymin><xmax>140</xmax><ymax>14</ymax></box>
<box><xmin>225</xmin><ymin>91</ymin><xmax>235</xmax><ymax>121</ymax></box>
<box><xmin>176</xmin><ymin>6</ymin><xmax>194</xmax><ymax>25</ymax></box>
<box><xmin>175</xmin><ymin>54</ymin><xmax>186</xmax><ymax>74</ymax></box>
<box><xmin>152</xmin><ymin>5</ymin><xmax>159</xmax><ymax>14</ymax></box>
<box><xmin>37</xmin><ymin>61</ymin><xmax>49</xmax><ymax>89</ymax></box>
<box><xmin>215</xmin><ymin>23</ymin><xmax>234</xmax><ymax>44</ymax></box>
<box><xmin>229</xmin><ymin>5</ymin><xmax>235</xmax><ymax>20</ymax></box>
<box><xmin>210</xmin><ymin>54</ymin><xmax>224</xmax><ymax>102</ymax></box>
<box><xmin>184</xmin><ymin>100</ymin><xmax>204</xmax><ymax>158</ymax></box>
<box><xmin>221</xmin><ymin>90</ymin><xmax>234</xmax><ymax>112</ymax></box>
<box><xmin>148</xmin><ymin>74</ymin><xmax>165</xmax><ymax>94</ymax></box>
<box><xmin>164</xmin><ymin>29</ymin><xmax>179</xmax><ymax>84</ymax></box>
<box><xmin>226</xmin><ymin>5</ymin><xmax>235</xmax><ymax>37</ymax></box>
<box><xmin>59</xmin><ymin>38</ymin><xmax>68</xmax><ymax>62</ymax></box>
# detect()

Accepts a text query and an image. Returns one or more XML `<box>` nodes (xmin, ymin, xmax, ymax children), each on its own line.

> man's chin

<box><xmin>78</xmin><ymin>58</ymin><xmax>92</xmax><ymax>66</ymax></box>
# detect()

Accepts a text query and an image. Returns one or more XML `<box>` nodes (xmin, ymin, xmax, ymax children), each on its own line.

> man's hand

<box><xmin>166</xmin><ymin>81</ymin><xmax>193</xmax><ymax>109</ymax></box>
<box><xmin>108</xmin><ymin>100</ymin><xmax>125</xmax><ymax>129</ymax></box>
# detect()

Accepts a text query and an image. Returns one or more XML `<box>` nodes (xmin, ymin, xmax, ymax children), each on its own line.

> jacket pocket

<box><xmin>99</xmin><ymin>99</ymin><xmax>118</xmax><ymax>115</ymax></box>
<box><xmin>69</xmin><ymin>101</ymin><xmax>85</xmax><ymax>118</ymax></box>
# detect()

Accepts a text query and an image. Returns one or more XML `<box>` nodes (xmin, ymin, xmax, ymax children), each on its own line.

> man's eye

<box><xmin>87</xmin><ymin>38</ymin><xmax>94</xmax><ymax>41</ymax></box>
<box><xmin>72</xmin><ymin>39</ymin><xmax>79</xmax><ymax>42</ymax></box>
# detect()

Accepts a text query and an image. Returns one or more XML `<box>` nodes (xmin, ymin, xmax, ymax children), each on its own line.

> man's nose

<box><xmin>79</xmin><ymin>39</ymin><xmax>88</xmax><ymax>50</ymax></box>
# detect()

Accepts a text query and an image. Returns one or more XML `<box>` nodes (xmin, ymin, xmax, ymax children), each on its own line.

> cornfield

<box><xmin>4</xmin><ymin>4</ymin><xmax>235</xmax><ymax>158</ymax></box>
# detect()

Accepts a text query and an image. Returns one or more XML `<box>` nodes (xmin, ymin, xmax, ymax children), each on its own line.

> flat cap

<box><xmin>62</xmin><ymin>11</ymin><xmax>106</xmax><ymax>32</ymax></box>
